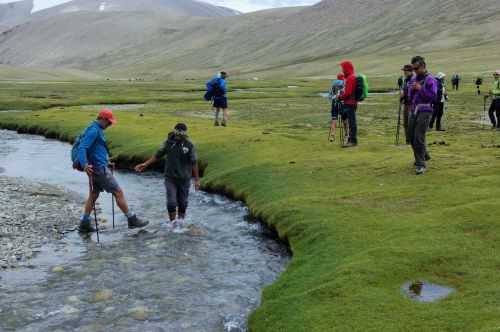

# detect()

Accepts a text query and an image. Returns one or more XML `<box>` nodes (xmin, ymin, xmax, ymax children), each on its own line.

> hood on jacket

<box><xmin>340</xmin><ymin>60</ymin><xmax>355</xmax><ymax>77</ymax></box>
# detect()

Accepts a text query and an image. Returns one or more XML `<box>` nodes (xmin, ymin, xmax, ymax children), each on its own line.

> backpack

<box><xmin>71</xmin><ymin>126</ymin><xmax>92</xmax><ymax>172</ymax></box>
<box><xmin>204</xmin><ymin>78</ymin><xmax>223</xmax><ymax>101</ymax></box>
<box><xmin>71</xmin><ymin>134</ymin><xmax>84</xmax><ymax>171</ymax></box>
<box><xmin>354</xmin><ymin>74</ymin><xmax>369</xmax><ymax>102</ymax></box>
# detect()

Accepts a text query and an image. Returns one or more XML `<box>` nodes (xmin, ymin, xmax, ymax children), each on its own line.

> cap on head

<box><xmin>411</xmin><ymin>56</ymin><xmax>426</xmax><ymax>67</ymax></box>
<box><xmin>436</xmin><ymin>72</ymin><xmax>446</xmax><ymax>80</ymax></box>
<box><xmin>174</xmin><ymin>123</ymin><xmax>188</xmax><ymax>136</ymax></box>
<box><xmin>220</xmin><ymin>71</ymin><xmax>227</xmax><ymax>79</ymax></box>
<box><xmin>98</xmin><ymin>108</ymin><xmax>116</xmax><ymax>125</ymax></box>
<box><xmin>402</xmin><ymin>64</ymin><xmax>413</xmax><ymax>72</ymax></box>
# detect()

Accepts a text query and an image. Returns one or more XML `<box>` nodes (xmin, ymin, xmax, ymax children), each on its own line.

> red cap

<box><xmin>98</xmin><ymin>108</ymin><xmax>116</xmax><ymax>125</ymax></box>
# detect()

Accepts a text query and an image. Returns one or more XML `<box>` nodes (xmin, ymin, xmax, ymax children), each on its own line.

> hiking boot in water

<box><xmin>128</xmin><ymin>215</ymin><xmax>149</xmax><ymax>229</ymax></box>
<box><xmin>78</xmin><ymin>221</ymin><xmax>96</xmax><ymax>233</ymax></box>
<box><xmin>415</xmin><ymin>166</ymin><xmax>426</xmax><ymax>175</ymax></box>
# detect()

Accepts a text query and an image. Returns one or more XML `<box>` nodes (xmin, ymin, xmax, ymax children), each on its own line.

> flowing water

<box><xmin>0</xmin><ymin>130</ymin><xmax>289</xmax><ymax>332</ymax></box>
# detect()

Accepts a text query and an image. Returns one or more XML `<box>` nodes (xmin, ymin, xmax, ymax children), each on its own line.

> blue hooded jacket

<box><xmin>78</xmin><ymin>121</ymin><xmax>109</xmax><ymax>169</ymax></box>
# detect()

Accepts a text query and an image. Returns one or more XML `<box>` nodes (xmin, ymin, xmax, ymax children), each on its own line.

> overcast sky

<box><xmin>0</xmin><ymin>0</ymin><xmax>319</xmax><ymax>13</ymax></box>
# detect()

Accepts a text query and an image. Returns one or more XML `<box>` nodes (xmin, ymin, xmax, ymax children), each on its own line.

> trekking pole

<box><xmin>482</xmin><ymin>96</ymin><xmax>489</xmax><ymax>130</ymax></box>
<box><xmin>395</xmin><ymin>102</ymin><xmax>402</xmax><ymax>145</ymax></box>
<box><xmin>89</xmin><ymin>175</ymin><xmax>100</xmax><ymax>243</ymax></box>
<box><xmin>328</xmin><ymin>126</ymin><xmax>333</xmax><ymax>142</ymax></box>
<box><xmin>111</xmin><ymin>164</ymin><xmax>115</xmax><ymax>229</ymax></box>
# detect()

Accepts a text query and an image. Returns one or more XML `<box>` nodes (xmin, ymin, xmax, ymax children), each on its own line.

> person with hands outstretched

<box><xmin>135</xmin><ymin>123</ymin><xmax>201</xmax><ymax>225</ymax></box>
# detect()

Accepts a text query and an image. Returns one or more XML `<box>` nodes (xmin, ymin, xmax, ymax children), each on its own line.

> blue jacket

<box><xmin>78</xmin><ymin>121</ymin><xmax>109</xmax><ymax>169</ymax></box>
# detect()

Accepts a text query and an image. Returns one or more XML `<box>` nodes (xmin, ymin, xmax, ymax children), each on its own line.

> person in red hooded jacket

<box><xmin>338</xmin><ymin>60</ymin><xmax>358</xmax><ymax>147</ymax></box>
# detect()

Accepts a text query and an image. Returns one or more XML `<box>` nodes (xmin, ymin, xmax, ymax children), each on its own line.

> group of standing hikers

<box><xmin>73</xmin><ymin>63</ymin><xmax>500</xmax><ymax>233</ymax></box>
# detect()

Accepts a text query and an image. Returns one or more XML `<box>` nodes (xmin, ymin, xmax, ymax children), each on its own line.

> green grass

<box><xmin>1</xmin><ymin>78</ymin><xmax>500</xmax><ymax>332</ymax></box>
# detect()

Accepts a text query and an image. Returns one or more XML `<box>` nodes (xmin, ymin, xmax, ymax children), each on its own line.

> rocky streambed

<box><xmin>0</xmin><ymin>176</ymin><xmax>81</xmax><ymax>269</ymax></box>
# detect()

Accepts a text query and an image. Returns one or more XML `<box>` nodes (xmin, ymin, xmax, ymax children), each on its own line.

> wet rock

<box><xmin>66</xmin><ymin>295</ymin><xmax>80</xmax><ymax>304</ymax></box>
<box><xmin>52</xmin><ymin>266</ymin><xmax>65</xmax><ymax>273</ymax></box>
<box><xmin>129</xmin><ymin>306</ymin><xmax>149</xmax><ymax>321</ymax></box>
<box><xmin>62</xmin><ymin>305</ymin><xmax>80</xmax><ymax>315</ymax></box>
<box><xmin>94</xmin><ymin>289</ymin><xmax>113</xmax><ymax>302</ymax></box>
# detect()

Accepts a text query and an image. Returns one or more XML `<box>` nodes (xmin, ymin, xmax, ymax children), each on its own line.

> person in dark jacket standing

<box><xmin>430</xmin><ymin>72</ymin><xmax>448</xmax><ymax>131</ymax></box>
<box><xmin>135</xmin><ymin>123</ymin><xmax>201</xmax><ymax>224</ymax></box>
<box><xmin>400</xmin><ymin>64</ymin><xmax>414</xmax><ymax>144</ymax></box>
<box><xmin>451</xmin><ymin>74</ymin><xmax>461</xmax><ymax>91</ymax></box>
<box><xmin>408</xmin><ymin>56</ymin><xmax>438</xmax><ymax>175</ymax></box>
<box><xmin>338</xmin><ymin>60</ymin><xmax>358</xmax><ymax>147</ymax></box>
<box><xmin>77</xmin><ymin>109</ymin><xmax>148</xmax><ymax>233</ymax></box>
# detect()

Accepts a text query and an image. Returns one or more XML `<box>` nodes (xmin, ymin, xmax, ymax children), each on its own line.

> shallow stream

<box><xmin>0</xmin><ymin>130</ymin><xmax>289</xmax><ymax>332</ymax></box>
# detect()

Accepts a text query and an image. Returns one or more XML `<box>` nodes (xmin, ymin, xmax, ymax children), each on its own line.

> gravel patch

<box><xmin>0</xmin><ymin>176</ymin><xmax>81</xmax><ymax>269</ymax></box>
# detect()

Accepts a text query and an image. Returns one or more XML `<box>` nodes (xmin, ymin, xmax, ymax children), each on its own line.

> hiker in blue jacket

<box><xmin>209</xmin><ymin>71</ymin><xmax>229</xmax><ymax>127</ymax></box>
<box><xmin>77</xmin><ymin>109</ymin><xmax>148</xmax><ymax>233</ymax></box>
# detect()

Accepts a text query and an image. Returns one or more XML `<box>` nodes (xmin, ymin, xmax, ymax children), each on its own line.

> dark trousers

<box><xmin>165</xmin><ymin>177</ymin><xmax>191</xmax><ymax>214</ymax></box>
<box><xmin>409</xmin><ymin>112</ymin><xmax>432</xmax><ymax>168</ymax></box>
<box><xmin>403</xmin><ymin>104</ymin><xmax>411</xmax><ymax>144</ymax></box>
<box><xmin>343</xmin><ymin>104</ymin><xmax>358</xmax><ymax>144</ymax></box>
<box><xmin>488</xmin><ymin>99</ymin><xmax>500</xmax><ymax>127</ymax></box>
<box><xmin>430</xmin><ymin>102</ymin><xmax>444</xmax><ymax>130</ymax></box>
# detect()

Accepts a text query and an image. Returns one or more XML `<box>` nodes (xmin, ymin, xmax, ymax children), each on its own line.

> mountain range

<box><xmin>0</xmin><ymin>0</ymin><xmax>499</xmax><ymax>79</ymax></box>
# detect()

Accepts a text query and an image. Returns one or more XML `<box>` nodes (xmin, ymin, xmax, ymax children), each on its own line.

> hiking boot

<box><xmin>78</xmin><ymin>221</ymin><xmax>96</xmax><ymax>233</ymax></box>
<box><xmin>342</xmin><ymin>142</ymin><xmax>358</xmax><ymax>148</ymax></box>
<box><xmin>415</xmin><ymin>166</ymin><xmax>426</xmax><ymax>175</ymax></box>
<box><xmin>128</xmin><ymin>215</ymin><xmax>149</xmax><ymax>229</ymax></box>
<box><xmin>221</xmin><ymin>121</ymin><xmax>227</xmax><ymax>127</ymax></box>
<box><xmin>214</xmin><ymin>121</ymin><xmax>220</xmax><ymax>127</ymax></box>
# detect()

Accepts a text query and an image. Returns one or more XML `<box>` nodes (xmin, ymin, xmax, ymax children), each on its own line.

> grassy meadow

<box><xmin>1</xmin><ymin>75</ymin><xmax>500</xmax><ymax>332</ymax></box>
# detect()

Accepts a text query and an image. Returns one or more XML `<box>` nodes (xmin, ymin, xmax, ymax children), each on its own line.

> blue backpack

<box><xmin>71</xmin><ymin>128</ymin><xmax>90</xmax><ymax>171</ymax></box>
<box><xmin>204</xmin><ymin>78</ymin><xmax>223</xmax><ymax>101</ymax></box>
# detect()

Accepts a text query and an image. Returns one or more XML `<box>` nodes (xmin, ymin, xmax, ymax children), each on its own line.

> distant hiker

<box><xmin>328</xmin><ymin>72</ymin><xmax>345</xmax><ymax>142</ymax></box>
<box><xmin>400</xmin><ymin>64</ymin><xmax>414</xmax><ymax>144</ymax></box>
<box><xmin>398</xmin><ymin>75</ymin><xmax>404</xmax><ymax>90</ymax></box>
<box><xmin>487</xmin><ymin>70</ymin><xmax>500</xmax><ymax>130</ymax></box>
<box><xmin>135</xmin><ymin>123</ymin><xmax>200</xmax><ymax>224</ymax></box>
<box><xmin>408</xmin><ymin>56</ymin><xmax>438</xmax><ymax>175</ymax></box>
<box><xmin>205</xmin><ymin>72</ymin><xmax>229</xmax><ymax>127</ymax></box>
<box><xmin>451</xmin><ymin>74</ymin><xmax>461</xmax><ymax>91</ymax></box>
<box><xmin>338</xmin><ymin>60</ymin><xmax>359</xmax><ymax>147</ymax></box>
<box><xmin>430</xmin><ymin>72</ymin><xmax>448</xmax><ymax>131</ymax></box>
<box><xmin>75</xmin><ymin>109</ymin><xmax>148</xmax><ymax>233</ymax></box>
<box><xmin>476</xmin><ymin>77</ymin><xmax>483</xmax><ymax>95</ymax></box>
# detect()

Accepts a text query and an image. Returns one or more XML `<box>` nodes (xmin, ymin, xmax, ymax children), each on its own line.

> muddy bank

<box><xmin>0</xmin><ymin>176</ymin><xmax>81</xmax><ymax>269</ymax></box>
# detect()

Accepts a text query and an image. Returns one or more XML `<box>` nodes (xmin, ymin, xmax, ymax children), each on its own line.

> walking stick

<box><xmin>396</xmin><ymin>101</ymin><xmax>403</xmax><ymax>145</ymax></box>
<box><xmin>89</xmin><ymin>174</ymin><xmax>100</xmax><ymax>243</ymax></box>
<box><xmin>110</xmin><ymin>164</ymin><xmax>115</xmax><ymax>229</ymax></box>
<box><xmin>328</xmin><ymin>126</ymin><xmax>334</xmax><ymax>142</ymax></box>
<box><xmin>482</xmin><ymin>96</ymin><xmax>489</xmax><ymax>129</ymax></box>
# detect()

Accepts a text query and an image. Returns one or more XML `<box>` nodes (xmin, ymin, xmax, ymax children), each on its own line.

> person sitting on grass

<box><xmin>487</xmin><ymin>70</ymin><xmax>500</xmax><ymax>130</ymax></box>
<box><xmin>77</xmin><ymin>109</ymin><xmax>148</xmax><ymax>233</ymax></box>
<box><xmin>408</xmin><ymin>56</ymin><xmax>438</xmax><ymax>175</ymax></box>
<box><xmin>328</xmin><ymin>72</ymin><xmax>345</xmax><ymax>142</ymax></box>
<box><xmin>135</xmin><ymin>123</ymin><xmax>201</xmax><ymax>225</ymax></box>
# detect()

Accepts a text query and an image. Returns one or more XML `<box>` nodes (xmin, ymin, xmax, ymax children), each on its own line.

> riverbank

<box><xmin>1</xmin><ymin>79</ymin><xmax>500</xmax><ymax>331</ymax></box>
<box><xmin>0</xmin><ymin>176</ymin><xmax>81</xmax><ymax>269</ymax></box>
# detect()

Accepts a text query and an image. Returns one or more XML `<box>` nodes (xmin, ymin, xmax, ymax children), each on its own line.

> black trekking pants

<box><xmin>430</xmin><ymin>102</ymin><xmax>444</xmax><ymax>130</ymax></box>
<box><xmin>343</xmin><ymin>104</ymin><xmax>358</xmax><ymax>144</ymax></box>
<box><xmin>409</xmin><ymin>112</ymin><xmax>432</xmax><ymax>168</ymax></box>
<box><xmin>488</xmin><ymin>99</ymin><xmax>500</xmax><ymax>128</ymax></box>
